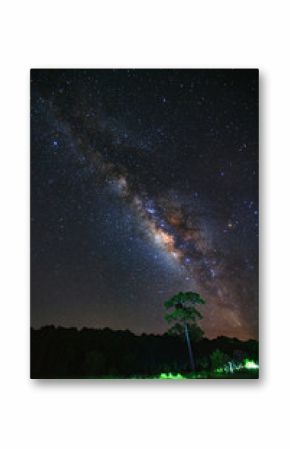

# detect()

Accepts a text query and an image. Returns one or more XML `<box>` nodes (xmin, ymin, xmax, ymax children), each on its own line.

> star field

<box><xmin>31</xmin><ymin>69</ymin><xmax>258</xmax><ymax>340</ymax></box>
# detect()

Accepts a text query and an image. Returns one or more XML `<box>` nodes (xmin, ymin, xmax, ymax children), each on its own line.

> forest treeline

<box><xmin>31</xmin><ymin>326</ymin><xmax>258</xmax><ymax>378</ymax></box>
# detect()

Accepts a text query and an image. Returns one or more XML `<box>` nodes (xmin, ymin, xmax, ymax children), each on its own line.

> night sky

<box><xmin>31</xmin><ymin>69</ymin><xmax>258</xmax><ymax>340</ymax></box>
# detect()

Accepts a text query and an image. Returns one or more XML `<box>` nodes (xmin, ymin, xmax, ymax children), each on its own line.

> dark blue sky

<box><xmin>31</xmin><ymin>69</ymin><xmax>258</xmax><ymax>339</ymax></box>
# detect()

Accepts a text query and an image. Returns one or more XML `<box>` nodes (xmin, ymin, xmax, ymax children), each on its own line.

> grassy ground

<box><xmin>135</xmin><ymin>370</ymin><xmax>259</xmax><ymax>379</ymax></box>
<box><xmin>82</xmin><ymin>369</ymin><xmax>259</xmax><ymax>379</ymax></box>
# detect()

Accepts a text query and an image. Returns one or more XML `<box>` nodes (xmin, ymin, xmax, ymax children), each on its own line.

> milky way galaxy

<box><xmin>31</xmin><ymin>69</ymin><xmax>258</xmax><ymax>340</ymax></box>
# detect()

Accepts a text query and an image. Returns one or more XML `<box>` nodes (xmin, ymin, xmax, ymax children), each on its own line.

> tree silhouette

<box><xmin>164</xmin><ymin>291</ymin><xmax>205</xmax><ymax>371</ymax></box>
<box><xmin>167</xmin><ymin>322</ymin><xmax>204</xmax><ymax>342</ymax></box>
<box><xmin>210</xmin><ymin>349</ymin><xmax>230</xmax><ymax>371</ymax></box>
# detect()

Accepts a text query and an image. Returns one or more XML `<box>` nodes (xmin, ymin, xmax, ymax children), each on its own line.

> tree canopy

<box><xmin>164</xmin><ymin>291</ymin><xmax>205</xmax><ymax>325</ymax></box>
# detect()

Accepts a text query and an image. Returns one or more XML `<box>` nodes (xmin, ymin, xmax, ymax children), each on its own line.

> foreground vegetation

<box><xmin>31</xmin><ymin>326</ymin><xmax>258</xmax><ymax>379</ymax></box>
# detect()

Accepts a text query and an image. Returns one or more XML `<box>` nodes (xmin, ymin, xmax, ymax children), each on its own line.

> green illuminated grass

<box><xmin>159</xmin><ymin>373</ymin><xmax>185</xmax><ymax>379</ymax></box>
<box><xmin>153</xmin><ymin>359</ymin><xmax>260</xmax><ymax>379</ymax></box>
<box><xmin>244</xmin><ymin>359</ymin><xmax>259</xmax><ymax>369</ymax></box>
<box><xmin>84</xmin><ymin>359</ymin><xmax>259</xmax><ymax>379</ymax></box>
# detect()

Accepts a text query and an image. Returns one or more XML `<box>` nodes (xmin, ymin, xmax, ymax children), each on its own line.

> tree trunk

<box><xmin>184</xmin><ymin>323</ymin><xmax>195</xmax><ymax>371</ymax></box>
